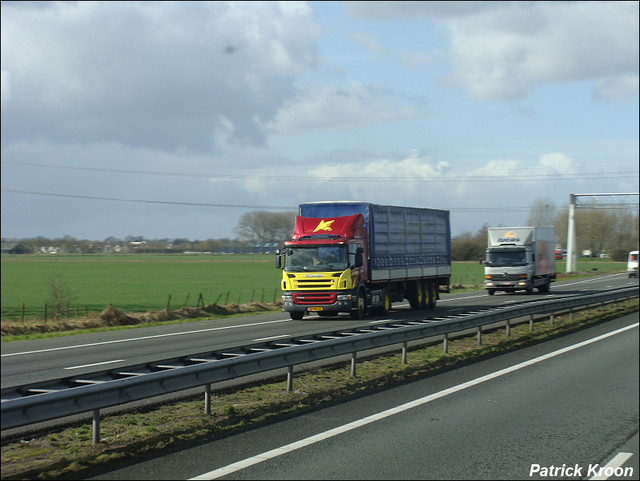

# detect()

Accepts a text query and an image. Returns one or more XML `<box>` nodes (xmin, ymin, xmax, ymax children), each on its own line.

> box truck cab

<box><xmin>484</xmin><ymin>227</ymin><xmax>556</xmax><ymax>295</ymax></box>
<box><xmin>628</xmin><ymin>250</ymin><xmax>638</xmax><ymax>278</ymax></box>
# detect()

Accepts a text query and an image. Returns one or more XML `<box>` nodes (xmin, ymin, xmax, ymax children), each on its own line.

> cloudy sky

<box><xmin>1</xmin><ymin>1</ymin><xmax>638</xmax><ymax>242</ymax></box>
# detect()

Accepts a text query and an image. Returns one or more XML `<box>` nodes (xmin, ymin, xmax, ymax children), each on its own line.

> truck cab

<box><xmin>276</xmin><ymin>214</ymin><xmax>368</xmax><ymax>320</ymax></box>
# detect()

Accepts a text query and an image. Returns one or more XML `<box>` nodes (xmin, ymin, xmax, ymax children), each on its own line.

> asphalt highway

<box><xmin>2</xmin><ymin>274</ymin><xmax>635</xmax><ymax>389</ymax></box>
<box><xmin>89</xmin><ymin>311</ymin><xmax>639</xmax><ymax>480</ymax></box>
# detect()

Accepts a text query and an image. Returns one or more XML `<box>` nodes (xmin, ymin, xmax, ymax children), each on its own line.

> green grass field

<box><xmin>1</xmin><ymin>254</ymin><xmax>627</xmax><ymax>321</ymax></box>
<box><xmin>1</xmin><ymin>254</ymin><xmax>283</xmax><ymax>320</ymax></box>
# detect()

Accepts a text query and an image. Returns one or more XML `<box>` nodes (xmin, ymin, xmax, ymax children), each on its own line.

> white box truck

<box><xmin>484</xmin><ymin>226</ymin><xmax>556</xmax><ymax>295</ymax></box>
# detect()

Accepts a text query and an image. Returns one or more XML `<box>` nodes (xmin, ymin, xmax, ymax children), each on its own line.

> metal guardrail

<box><xmin>2</xmin><ymin>287</ymin><xmax>638</xmax><ymax>436</ymax></box>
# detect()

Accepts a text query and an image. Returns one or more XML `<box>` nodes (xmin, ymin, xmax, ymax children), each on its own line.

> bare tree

<box><xmin>234</xmin><ymin>211</ymin><xmax>296</xmax><ymax>244</ymax></box>
<box><xmin>527</xmin><ymin>197</ymin><xmax>556</xmax><ymax>226</ymax></box>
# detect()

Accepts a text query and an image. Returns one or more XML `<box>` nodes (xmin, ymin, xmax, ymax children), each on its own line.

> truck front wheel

<box><xmin>351</xmin><ymin>289</ymin><xmax>367</xmax><ymax>319</ymax></box>
<box><xmin>290</xmin><ymin>311</ymin><xmax>304</xmax><ymax>320</ymax></box>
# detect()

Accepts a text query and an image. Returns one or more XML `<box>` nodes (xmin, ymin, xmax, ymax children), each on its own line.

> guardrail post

<box><xmin>477</xmin><ymin>326</ymin><xmax>482</xmax><ymax>346</ymax></box>
<box><xmin>204</xmin><ymin>384</ymin><xmax>212</xmax><ymax>415</ymax></box>
<box><xmin>92</xmin><ymin>409</ymin><xmax>100</xmax><ymax>445</ymax></box>
<box><xmin>443</xmin><ymin>333</ymin><xmax>449</xmax><ymax>353</ymax></box>
<box><xmin>350</xmin><ymin>352</ymin><xmax>357</xmax><ymax>378</ymax></box>
<box><xmin>401</xmin><ymin>341</ymin><xmax>408</xmax><ymax>364</ymax></box>
<box><xmin>287</xmin><ymin>365</ymin><xmax>293</xmax><ymax>392</ymax></box>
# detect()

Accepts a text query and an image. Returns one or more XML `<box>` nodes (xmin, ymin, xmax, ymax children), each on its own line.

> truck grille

<box><xmin>287</xmin><ymin>273</ymin><xmax>340</xmax><ymax>290</ymax></box>
<box><xmin>292</xmin><ymin>292</ymin><xmax>337</xmax><ymax>305</ymax></box>
<box><xmin>486</xmin><ymin>274</ymin><xmax>524</xmax><ymax>281</ymax></box>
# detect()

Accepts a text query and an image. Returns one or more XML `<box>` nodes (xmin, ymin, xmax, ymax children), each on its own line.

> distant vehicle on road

<box><xmin>484</xmin><ymin>226</ymin><xmax>556</xmax><ymax>295</ymax></box>
<box><xmin>627</xmin><ymin>250</ymin><xmax>638</xmax><ymax>278</ymax></box>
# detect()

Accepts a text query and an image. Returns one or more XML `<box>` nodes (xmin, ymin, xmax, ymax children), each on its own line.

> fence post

<box><xmin>204</xmin><ymin>384</ymin><xmax>212</xmax><ymax>415</ymax></box>
<box><xmin>401</xmin><ymin>341</ymin><xmax>408</xmax><ymax>364</ymax></box>
<box><xmin>477</xmin><ymin>326</ymin><xmax>482</xmax><ymax>346</ymax></box>
<box><xmin>529</xmin><ymin>314</ymin><xmax>534</xmax><ymax>332</ymax></box>
<box><xmin>92</xmin><ymin>409</ymin><xmax>100</xmax><ymax>445</ymax></box>
<box><xmin>166</xmin><ymin>295</ymin><xmax>172</xmax><ymax>313</ymax></box>
<box><xmin>443</xmin><ymin>333</ymin><xmax>449</xmax><ymax>353</ymax></box>
<box><xmin>506</xmin><ymin>318</ymin><xmax>511</xmax><ymax>337</ymax></box>
<box><xmin>43</xmin><ymin>303</ymin><xmax>47</xmax><ymax>322</ymax></box>
<box><xmin>350</xmin><ymin>352</ymin><xmax>357</xmax><ymax>378</ymax></box>
<box><xmin>21</xmin><ymin>304</ymin><xmax>25</xmax><ymax>323</ymax></box>
<box><xmin>287</xmin><ymin>365</ymin><xmax>293</xmax><ymax>392</ymax></box>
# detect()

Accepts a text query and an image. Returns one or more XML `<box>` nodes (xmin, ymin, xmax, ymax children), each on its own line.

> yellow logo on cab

<box><xmin>313</xmin><ymin>219</ymin><xmax>335</xmax><ymax>232</ymax></box>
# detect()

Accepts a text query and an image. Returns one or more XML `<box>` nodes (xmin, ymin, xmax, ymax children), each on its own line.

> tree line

<box><xmin>3</xmin><ymin>198</ymin><xmax>637</xmax><ymax>261</ymax></box>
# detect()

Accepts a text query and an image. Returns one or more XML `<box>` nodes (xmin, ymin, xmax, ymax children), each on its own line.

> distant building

<box><xmin>1</xmin><ymin>242</ymin><xmax>32</xmax><ymax>254</ymax></box>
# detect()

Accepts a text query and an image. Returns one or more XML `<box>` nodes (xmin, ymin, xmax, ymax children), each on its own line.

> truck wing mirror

<box><xmin>275</xmin><ymin>249</ymin><xmax>283</xmax><ymax>269</ymax></box>
<box><xmin>354</xmin><ymin>252</ymin><xmax>364</xmax><ymax>267</ymax></box>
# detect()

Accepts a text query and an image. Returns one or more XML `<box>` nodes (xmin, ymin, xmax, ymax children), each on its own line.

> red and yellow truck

<box><xmin>276</xmin><ymin>201</ymin><xmax>451</xmax><ymax>320</ymax></box>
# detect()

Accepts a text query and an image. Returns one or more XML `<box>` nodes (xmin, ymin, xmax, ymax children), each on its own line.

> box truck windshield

<box><xmin>486</xmin><ymin>248</ymin><xmax>528</xmax><ymax>267</ymax></box>
<box><xmin>284</xmin><ymin>246</ymin><xmax>348</xmax><ymax>272</ymax></box>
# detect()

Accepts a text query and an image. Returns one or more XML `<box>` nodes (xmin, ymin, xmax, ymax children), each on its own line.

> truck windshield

<box><xmin>486</xmin><ymin>249</ymin><xmax>527</xmax><ymax>267</ymax></box>
<box><xmin>284</xmin><ymin>246</ymin><xmax>348</xmax><ymax>272</ymax></box>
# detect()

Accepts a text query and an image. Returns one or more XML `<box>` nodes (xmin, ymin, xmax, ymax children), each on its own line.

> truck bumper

<box><xmin>281</xmin><ymin>291</ymin><xmax>354</xmax><ymax>315</ymax></box>
<box><xmin>484</xmin><ymin>280</ymin><xmax>531</xmax><ymax>292</ymax></box>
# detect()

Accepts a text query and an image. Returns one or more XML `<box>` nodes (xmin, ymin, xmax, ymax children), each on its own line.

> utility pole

<box><xmin>566</xmin><ymin>193</ymin><xmax>639</xmax><ymax>274</ymax></box>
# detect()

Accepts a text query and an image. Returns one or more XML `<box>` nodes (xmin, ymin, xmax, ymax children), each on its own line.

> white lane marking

<box><xmin>1</xmin><ymin>319</ymin><xmax>292</xmax><ymax>358</ymax></box>
<box><xmin>64</xmin><ymin>359</ymin><xmax>125</xmax><ymax>370</ymax></box>
<box><xmin>589</xmin><ymin>452</ymin><xmax>634</xmax><ymax>480</ymax></box>
<box><xmin>190</xmin><ymin>322</ymin><xmax>638</xmax><ymax>480</ymax></box>
<box><xmin>252</xmin><ymin>335</ymin><xmax>290</xmax><ymax>342</ymax></box>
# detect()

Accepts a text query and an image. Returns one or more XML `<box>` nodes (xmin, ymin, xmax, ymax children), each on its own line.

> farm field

<box><xmin>1</xmin><ymin>254</ymin><xmax>282</xmax><ymax>321</ymax></box>
<box><xmin>1</xmin><ymin>254</ymin><xmax>627</xmax><ymax>321</ymax></box>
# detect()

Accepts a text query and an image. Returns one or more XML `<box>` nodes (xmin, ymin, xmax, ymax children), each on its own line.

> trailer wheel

<box><xmin>408</xmin><ymin>281</ymin><xmax>424</xmax><ymax>310</ymax></box>
<box><xmin>426</xmin><ymin>281</ymin><xmax>437</xmax><ymax>309</ymax></box>
<box><xmin>379</xmin><ymin>288</ymin><xmax>392</xmax><ymax>315</ymax></box>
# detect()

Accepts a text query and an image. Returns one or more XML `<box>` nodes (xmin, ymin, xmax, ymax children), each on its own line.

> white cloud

<box><xmin>343</xmin><ymin>1</ymin><xmax>639</xmax><ymax>102</ymax></box>
<box><xmin>0</xmin><ymin>1</ymin><xmax>320</xmax><ymax>152</ymax></box>
<box><xmin>266</xmin><ymin>80</ymin><xmax>425</xmax><ymax>135</ymax></box>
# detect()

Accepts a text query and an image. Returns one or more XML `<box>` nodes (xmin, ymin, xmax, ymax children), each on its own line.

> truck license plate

<box><xmin>308</xmin><ymin>307</ymin><xmax>323</xmax><ymax>311</ymax></box>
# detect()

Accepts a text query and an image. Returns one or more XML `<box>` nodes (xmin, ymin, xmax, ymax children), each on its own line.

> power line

<box><xmin>1</xmin><ymin>188</ymin><xmax>535</xmax><ymax>212</ymax></box>
<box><xmin>1</xmin><ymin>189</ymin><xmax>294</xmax><ymax>210</ymax></box>
<box><xmin>2</xmin><ymin>160</ymin><xmax>637</xmax><ymax>183</ymax></box>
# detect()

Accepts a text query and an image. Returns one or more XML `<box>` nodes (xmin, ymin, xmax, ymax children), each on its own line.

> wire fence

<box><xmin>1</xmin><ymin>288</ymin><xmax>282</xmax><ymax>322</ymax></box>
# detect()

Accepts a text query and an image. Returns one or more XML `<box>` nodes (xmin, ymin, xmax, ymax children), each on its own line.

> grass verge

<box><xmin>1</xmin><ymin>298</ymin><xmax>637</xmax><ymax>480</ymax></box>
